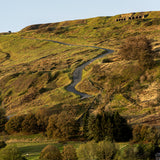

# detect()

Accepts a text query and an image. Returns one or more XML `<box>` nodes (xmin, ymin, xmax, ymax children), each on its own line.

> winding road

<box><xmin>66</xmin><ymin>48</ymin><xmax>114</xmax><ymax>98</ymax></box>
<box><xmin>23</xmin><ymin>37</ymin><xmax>114</xmax><ymax>98</ymax></box>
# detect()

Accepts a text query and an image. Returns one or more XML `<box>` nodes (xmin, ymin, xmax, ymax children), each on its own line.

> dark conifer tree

<box><xmin>82</xmin><ymin>110</ymin><xmax>90</xmax><ymax>138</ymax></box>
<box><xmin>0</xmin><ymin>108</ymin><xmax>8</xmax><ymax>132</ymax></box>
<box><xmin>113</xmin><ymin>111</ymin><xmax>132</xmax><ymax>141</ymax></box>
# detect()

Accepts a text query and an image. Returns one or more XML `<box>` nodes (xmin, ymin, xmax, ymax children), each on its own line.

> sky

<box><xmin>0</xmin><ymin>0</ymin><xmax>160</xmax><ymax>33</ymax></box>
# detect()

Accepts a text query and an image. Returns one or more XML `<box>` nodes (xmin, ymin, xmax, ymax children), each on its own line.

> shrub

<box><xmin>119</xmin><ymin>36</ymin><xmax>154</xmax><ymax>69</ymax></box>
<box><xmin>39</xmin><ymin>145</ymin><xmax>62</xmax><ymax>160</ymax></box>
<box><xmin>0</xmin><ymin>145</ymin><xmax>26</xmax><ymax>160</ymax></box>
<box><xmin>5</xmin><ymin>115</ymin><xmax>25</xmax><ymax>134</ymax></box>
<box><xmin>0</xmin><ymin>141</ymin><xmax>6</xmax><ymax>149</ymax></box>
<box><xmin>0</xmin><ymin>108</ymin><xmax>8</xmax><ymax>132</ymax></box>
<box><xmin>97</xmin><ymin>141</ymin><xmax>117</xmax><ymax>160</ymax></box>
<box><xmin>102</xmin><ymin>58</ymin><xmax>112</xmax><ymax>63</ymax></box>
<box><xmin>62</xmin><ymin>145</ymin><xmax>78</xmax><ymax>160</ymax></box>
<box><xmin>76</xmin><ymin>141</ymin><xmax>98</xmax><ymax>160</ymax></box>
<box><xmin>21</xmin><ymin>113</ymin><xmax>38</xmax><ymax>134</ymax></box>
<box><xmin>132</xmin><ymin>125</ymin><xmax>159</xmax><ymax>144</ymax></box>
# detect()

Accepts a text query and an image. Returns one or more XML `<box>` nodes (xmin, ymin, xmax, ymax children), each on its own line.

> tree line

<box><xmin>0</xmin><ymin>107</ymin><xmax>159</xmax><ymax>143</ymax></box>
<box><xmin>0</xmin><ymin>107</ymin><xmax>159</xmax><ymax>151</ymax></box>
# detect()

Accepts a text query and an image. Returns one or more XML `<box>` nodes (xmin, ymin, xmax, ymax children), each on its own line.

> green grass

<box><xmin>0</xmin><ymin>33</ymin><xmax>105</xmax><ymax>115</ymax></box>
<box><xmin>1</xmin><ymin>133</ymin><xmax>82</xmax><ymax>160</ymax></box>
<box><xmin>17</xmin><ymin>142</ymin><xmax>63</xmax><ymax>160</ymax></box>
<box><xmin>0</xmin><ymin>11</ymin><xmax>159</xmax><ymax>124</ymax></box>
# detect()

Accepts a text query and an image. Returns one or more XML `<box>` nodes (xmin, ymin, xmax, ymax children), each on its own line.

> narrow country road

<box><xmin>23</xmin><ymin>37</ymin><xmax>114</xmax><ymax>98</ymax></box>
<box><xmin>66</xmin><ymin>49</ymin><xmax>114</xmax><ymax>98</ymax></box>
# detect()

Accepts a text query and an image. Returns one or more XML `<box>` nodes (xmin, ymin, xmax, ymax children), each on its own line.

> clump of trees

<box><xmin>119</xmin><ymin>36</ymin><xmax>154</xmax><ymax>69</ymax></box>
<box><xmin>39</xmin><ymin>140</ymin><xmax>157</xmax><ymax>160</ymax></box>
<box><xmin>2</xmin><ymin>106</ymin><xmax>159</xmax><ymax>148</ymax></box>
<box><xmin>86</xmin><ymin>111</ymin><xmax>132</xmax><ymax>142</ymax></box>
<box><xmin>4</xmin><ymin>109</ymin><xmax>79</xmax><ymax>140</ymax></box>
<box><xmin>46</xmin><ymin>111</ymin><xmax>79</xmax><ymax>139</ymax></box>
<box><xmin>5</xmin><ymin>108</ymin><xmax>51</xmax><ymax>135</ymax></box>
<box><xmin>40</xmin><ymin>144</ymin><xmax>78</xmax><ymax>160</ymax></box>
<box><xmin>4</xmin><ymin>109</ymin><xmax>132</xmax><ymax>143</ymax></box>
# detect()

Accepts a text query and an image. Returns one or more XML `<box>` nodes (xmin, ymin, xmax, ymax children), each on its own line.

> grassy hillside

<box><xmin>0</xmin><ymin>11</ymin><xmax>160</xmax><ymax>126</ymax></box>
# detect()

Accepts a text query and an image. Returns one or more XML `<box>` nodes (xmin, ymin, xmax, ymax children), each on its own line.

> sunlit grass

<box><xmin>0</xmin><ymin>11</ymin><xmax>159</xmax><ymax>122</ymax></box>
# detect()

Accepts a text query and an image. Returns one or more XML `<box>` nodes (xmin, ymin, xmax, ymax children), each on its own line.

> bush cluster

<box><xmin>5</xmin><ymin>109</ymin><xmax>79</xmax><ymax>140</ymax></box>
<box><xmin>5</xmin><ymin>108</ymin><xmax>50</xmax><ymax>134</ymax></box>
<box><xmin>5</xmin><ymin>115</ymin><xmax>24</xmax><ymax>134</ymax></box>
<box><xmin>132</xmin><ymin>124</ymin><xmax>160</xmax><ymax>144</ymax></box>
<box><xmin>40</xmin><ymin>140</ymin><xmax>157</xmax><ymax>160</ymax></box>
<box><xmin>40</xmin><ymin>144</ymin><xmax>77</xmax><ymax>160</ymax></box>
<box><xmin>1</xmin><ymin>107</ymin><xmax>132</xmax><ymax>143</ymax></box>
<box><xmin>119</xmin><ymin>36</ymin><xmax>154</xmax><ymax>69</ymax></box>
<box><xmin>77</xmin><ymin>141</ymin><xmax>117</xmax><ymax>160</ymax></box>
